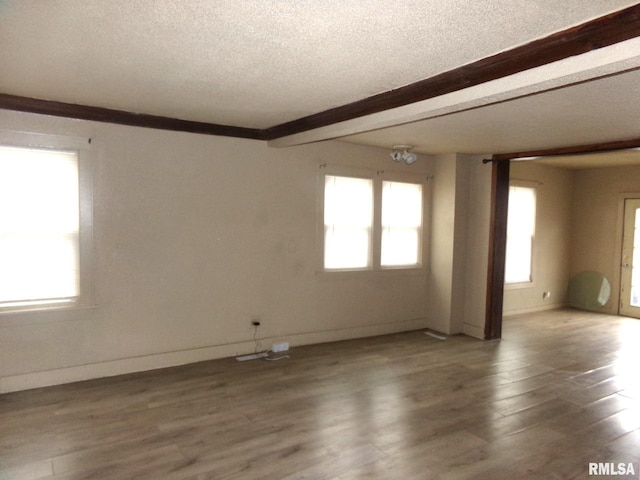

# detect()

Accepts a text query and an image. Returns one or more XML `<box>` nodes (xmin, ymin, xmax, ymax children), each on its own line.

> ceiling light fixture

<box><xmin>390</xmin><ymin>145</ymin><xmax>417</xmax><ymax>165</ymax></box>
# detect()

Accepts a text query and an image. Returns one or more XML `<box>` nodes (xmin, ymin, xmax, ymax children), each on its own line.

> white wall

<box><xmin>0</xmin><ymin>110</ymin><xmax>438</xmax><ymax>392</ymax></box>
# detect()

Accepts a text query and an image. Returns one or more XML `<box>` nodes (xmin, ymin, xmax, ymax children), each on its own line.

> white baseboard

<box><xmin>284</xmin><ymin>317</ymin><xmax>429</xmax><ymax>349</ymax></box>
<box><xmin>0</xmin><ymin>341</ymin><xmax>254</xmax><ymax>394</ymax></box>
<box><xmin>0</xmin><ymin>317</ymin><xmax>428</xmax><ymax>393</ymax></box>
<box><xmin>462</xmin><ymin>323</ymin><xmax>484</xmax><ymax>339</ymax></box>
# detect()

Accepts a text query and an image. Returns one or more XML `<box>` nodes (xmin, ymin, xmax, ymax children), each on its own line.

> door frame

<box><xmin>617</xmin><ymin>195</ymin><xmax>640</xmax><ymax>317</ymax></box>
<box><xmin>484</xmin><ymin>159</ymin><xmax>510</xmax><ymax>340</ymax></box>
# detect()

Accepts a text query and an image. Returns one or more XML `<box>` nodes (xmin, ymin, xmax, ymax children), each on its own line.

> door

<box><xmin>620</xmin><ymin>198</ymin><xmax>640</xmax><ymax>318</ymax></box>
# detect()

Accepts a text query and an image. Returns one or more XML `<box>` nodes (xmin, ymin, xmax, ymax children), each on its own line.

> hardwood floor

<box><xmin>2</xmin><ymin>309</ymin><xmax>640</xmax><ymax>479</ymax></box>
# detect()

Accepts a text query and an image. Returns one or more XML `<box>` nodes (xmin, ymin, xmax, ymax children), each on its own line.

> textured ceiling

<box><xmin>1</xmin><ymin>1</ymin><xmax>640</xmax><ymax>158</ymax></box>
<box><xmin>0</xmin><ymin>0</ymin><xmax>638</xmax><ymax>133</ymax></box>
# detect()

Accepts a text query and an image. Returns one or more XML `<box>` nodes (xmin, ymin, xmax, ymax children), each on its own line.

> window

<box><xmin>381</xmin><ymin>181</ymin><xmax>423</xmax><ymax>267</ymax></box>
<box><xmin>323</xmin><ymin>173</ymin><xmax>424</xmax><ymax>271</ymax></box>
<box><xmin>0</xmin><ymin>137</ymin><xmax>92</xmax><ymax>313</ymax></box>
<box><xmin>505</xmin><ymin>184</ymin><xmax>536</xmax><ymax>284</ymax></box>
<box><xmin>324</xmin><ymin>175</ymin><xmax>373</xmax><ymax>269</ymax></box>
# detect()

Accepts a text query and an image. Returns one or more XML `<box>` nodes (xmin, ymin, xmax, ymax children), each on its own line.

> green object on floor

<box><xmin>568</xmin><ymin>271</ymin><xmax>611</xmax><ymax>311</ymax></box>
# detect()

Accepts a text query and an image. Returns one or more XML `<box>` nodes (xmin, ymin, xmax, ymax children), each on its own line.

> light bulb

<box><xmin>403</xmin><ymin>151</ymin><xmax>417</xmax><ymax>165</ymax></box>
<box><xmin>390</xmin><ymin>151</ymin><xmax>403</xmax><ymax>162</ymax></box>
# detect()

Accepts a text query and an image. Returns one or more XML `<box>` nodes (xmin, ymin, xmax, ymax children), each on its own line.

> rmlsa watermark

<box><xmin>588</xmin><ymin>462</ymin><xmax>637</xmax><ymax>477</ymax></box>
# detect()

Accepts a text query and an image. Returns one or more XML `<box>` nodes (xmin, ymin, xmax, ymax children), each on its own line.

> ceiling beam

<box><xmin>492</xmin><ymin>137</ymin><xmax>640</xmax><ymax>161</ymax></box>
<box><xmin>263</xmin><ymin>4</ymin><xmax>640</xmax><ymax>140</ymax></box>
<box><xmin>0</xmin><ymin>93</ymin><xmax>265</xmax><ymax>140</ymax></box>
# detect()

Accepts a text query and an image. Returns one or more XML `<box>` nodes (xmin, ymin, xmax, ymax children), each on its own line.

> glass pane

<box><xmin>505</xmin><ymin>235</ymin><xmax>532</xmax><ymax>283</ymax></box>
<box><xmin>633</xmin><ymin>248</ymin><xmax>640</xmax><ymax>278</ymax></box>
<box><xmin>323</xmin><ymin>175</ymin><xmax>373</xmax><ymax>269</ymax></box>
<box><xmin>0</xmin><ymin>147</ymin><xmax>79</xmax><ymax>233</ymax></box>
<box><xmin>507</xmin><ymin>186</ymin><xmax>536</xmax><ymax>236</ymax></box>
<box><xmin>381</xmin><ymin>181</ymin><xmax>422</xmax><ymax>267</ymax></box>
<box><xmin>630</xmin><ymin>208</ymin><xmax>640</xmax><ymax>306</ymax></box>
<box><xmin>505</xmin><ymin>185</ymin><xmax>535</xmax><ymax>284</ymax></box>
<box><xmin>0</xmin><ymin>234</ymin><xmax>78</xmax><ymax>302</ymax></box>
<box><xmin>324</xmin><ymin>227</ymin><xmax>370</xmax><ymax>269</ymax></box>
<box><xmin>324</xmin><ymin>176</ymin><xmax>373</xmax><ymax>228</ymax></box>
<box><xmin>634</xmin><ymin>208</ymin><xmax>640</xmax><ymax>248</ymax></box>
<box><xmin>382</xmin><ymin>181</ymin><xmax>422</xmax><ymax>228</ymax></box>
<box><xmin>631</xmin><ymin>285</ymin><xmax>640</xmax><ymax>308</ymax></box>
<box><xmin>381</xmin><ymin>228</ymin><xmax>419</xmax><ymax>266</ymax></box>
<box><xmin>0</xmin><ymin>146</ymin><xmax>80</xmax><ymax>304</ymax></box>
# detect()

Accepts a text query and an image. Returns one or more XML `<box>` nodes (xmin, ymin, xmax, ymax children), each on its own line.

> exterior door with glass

<box><xmin>620</xmin><ymin>198</ymin><xmax>640</xmax><ymax>318</ymax></box>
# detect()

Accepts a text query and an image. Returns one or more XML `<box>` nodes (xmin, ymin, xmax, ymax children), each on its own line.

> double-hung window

<box><xmin>505</xmin><ymin>184</ymin><xmax>536</xmax><ymax>284</ymax></box>
<box><xmin>322</xmin><ymin>171</ymin><xmax>424</xmax><ymax>271</ymax></box>
<box><xmin>381</xmin><ymin>180</ymin><xmax>423</xmax><ymax>267</ymax></box>
<box><xmin>0</xmin><ymin>134</ymin><xmax>93</xmax><ymax>313</ymax></box>
<box><xmin>324</xmin><ymin>175</ymin><xmax>373</xmax><ymax>269</ymax></box>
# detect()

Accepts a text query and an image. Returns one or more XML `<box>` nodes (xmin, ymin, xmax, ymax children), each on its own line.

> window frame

<box><xmin>504</xmin><ymin>181</ymin><xmax>537</xmax><ymax>288</ymax></box>
<box><xmin>0</xmin><ymin>131</ymin><xmax>94</xmax><ymax>315</ymax></box>
<box><xmin>317</xmin><ymin>165</ymin><xmax>427</xmax><ymax>275</ymax></box>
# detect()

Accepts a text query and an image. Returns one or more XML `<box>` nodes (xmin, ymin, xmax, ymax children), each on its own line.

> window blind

<box><xmin>0</xmin><ymin>145</ymin><xmax>79</xmax><ymax>306</ymax></box>
<box><xmin>324</xmin><ymin>175</ymin><xmax>373</xmax><ymax>269</ymax></box>
<box><xmin>381</xmin><ymin>180</ymin><xmax>423</xmax><ymax>267</ymax></box>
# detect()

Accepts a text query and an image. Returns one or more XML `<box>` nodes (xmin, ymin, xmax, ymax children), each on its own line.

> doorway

<box><xmin>620</xmin><ymin>198</ymin><xmax>640</xmax><ymax>318</ymax></box>
<box><xmin>485</xmin><ymin>146</ymin><xmax>640</xmax><ymax>339</ymax></box>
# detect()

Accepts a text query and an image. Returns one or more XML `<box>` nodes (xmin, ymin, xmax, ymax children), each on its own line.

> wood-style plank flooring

<box><xmin>2</xmin><ymin>309</ymin><xmax>640</xmax><ymax>479</ymax></box>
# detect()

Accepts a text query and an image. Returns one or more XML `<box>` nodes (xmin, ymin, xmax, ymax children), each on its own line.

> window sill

<box><xmin>316</xmin><ymin>266</ymin><xmax>427</xmax><ymax>279</ymax></box>
<box><xmin>504</xmin><ymin>281</ymin><xmax>535</xmax><ymax>290</ymax></box>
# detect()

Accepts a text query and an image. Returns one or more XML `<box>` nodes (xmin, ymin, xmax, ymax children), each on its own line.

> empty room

<box><xmin>2</xmin><ymin>2</ymin><xmax>640</xmax><ymax>479</ymax></box>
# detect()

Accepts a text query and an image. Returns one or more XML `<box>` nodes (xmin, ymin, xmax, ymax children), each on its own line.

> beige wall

<box><xmin>503</xmin><ymin>160</ymin><xmax>640</xmax><ymax>318</ymax></box>
<box><xmin>3</xmin><ymin>112</ymin><xmax>635</xmax><ymax>392</ymax></box>
<box><xmin>503</xmin><ymin>162</ymin><xmax>574</xmax><ymax>315</ymax></box>
<box><xmin>461</xmin><ymin>155</ymin><xmax>492</xmax><ymax>338</ymax></box>
<box><xmin>0</xmin><ymin>109</ymin><xmax>445</xmax><ymax>392</ymax></box>
<box><xmin>428</xmin><ymin>154</ymin><xmax>458</xmax><ymax>334</ymax></box>
<box><xmin>571</xmin><ymin>164</ymin><xmax>640</xmax><ymax>315</ymax></box>
<box><xmin>427</xmin><ymin>154</ymin><xmax>490</xmax><ymax>336</ymax></box>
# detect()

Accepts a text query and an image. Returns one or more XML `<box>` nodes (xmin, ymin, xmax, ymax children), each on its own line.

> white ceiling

<box><xmin>1</xmin><ymin>0</ymin><xmax>639</xmax><ymax>156</ymax></box>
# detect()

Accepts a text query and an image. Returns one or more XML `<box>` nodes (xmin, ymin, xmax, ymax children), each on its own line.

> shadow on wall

<box><xmin>568</xmin><ymin>271</ymin><xmax>611</xmax><ymax>312</ymax></box>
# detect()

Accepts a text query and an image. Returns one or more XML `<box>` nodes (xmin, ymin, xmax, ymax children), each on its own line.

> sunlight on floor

<box><xmin>615</xmin><ymin>319</ymin><xmax>640</xmax><ymax>431</ymax></box>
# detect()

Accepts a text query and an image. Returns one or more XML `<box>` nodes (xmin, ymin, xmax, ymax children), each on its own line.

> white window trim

<box><xmin>0</xmin><ymin>130</ymin><xmax>95</xmax><ymax>315</ymax></box>
<box><xmin>317</xmin><ymin>165</ymin><xmax>428</xmax><ymax>276</ymax></box>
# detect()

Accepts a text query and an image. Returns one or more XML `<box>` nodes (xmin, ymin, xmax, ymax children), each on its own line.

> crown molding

<box><xmin>0</xmin><ymin>93</ymin><xmax>265</xmax><ymax>140</ymax></box>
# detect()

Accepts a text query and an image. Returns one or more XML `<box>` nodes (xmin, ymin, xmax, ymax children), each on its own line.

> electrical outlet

<box><xmin>272</xmin><ymin>342</ymin><xmax>289</xmax><ymax>353</ymax></box>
